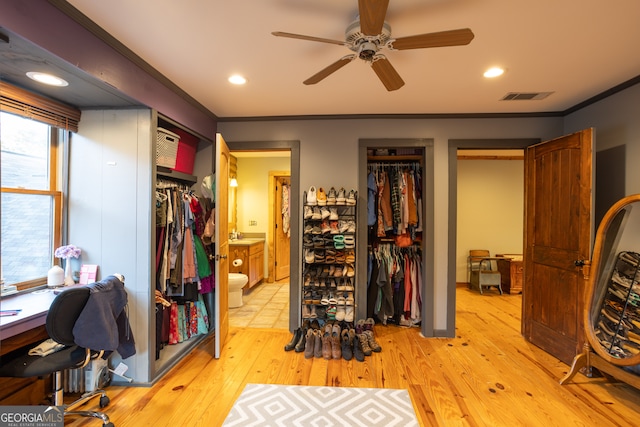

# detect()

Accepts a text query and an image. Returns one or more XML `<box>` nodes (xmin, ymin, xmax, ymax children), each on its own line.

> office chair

<box><xmin>468</xmin><ymin>249</ymin><xmax>503</xmax><ymax>295</ymax></box>
<box><xmin>0</xmin><ymin>286</ymin><xmax>114</xmax><ymax>426</ymax></box>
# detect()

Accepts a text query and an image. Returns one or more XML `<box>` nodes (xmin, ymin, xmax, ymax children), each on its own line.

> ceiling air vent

<box><xmin>501</xmin><ymin>92</ymin><xmax>554</xmax><ymax>101</ymax></box>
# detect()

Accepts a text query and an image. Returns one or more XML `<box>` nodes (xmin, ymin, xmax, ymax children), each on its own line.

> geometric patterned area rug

<box><xmin>222</xmin><ymin>384</ymin><xmax>419</xmax><ymax>427</ymax></box>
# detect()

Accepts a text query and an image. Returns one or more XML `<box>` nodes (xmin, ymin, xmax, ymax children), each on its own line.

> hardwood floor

<box><xmin>65</xmin><ymin>287</ymin><xmax>640</xmax><ymax>426</ymax></box>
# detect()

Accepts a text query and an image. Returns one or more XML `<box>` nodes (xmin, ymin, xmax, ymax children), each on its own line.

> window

<box><xmin>1</xmin><ymin>111</ymin><xmax>63</xmax><ymax>290</ymax></box>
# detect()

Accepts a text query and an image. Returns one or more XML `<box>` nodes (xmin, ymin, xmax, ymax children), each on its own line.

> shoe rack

<box><xmin>302</xmin><ymin>187</ymin><xmax>357</xmax><ymax>323</ymax></box>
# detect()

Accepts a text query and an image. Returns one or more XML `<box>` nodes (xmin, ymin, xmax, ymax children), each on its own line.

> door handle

<box><xmin>214</xmin><ymin>254</ymin><xmax>228</xmax><ymax>261</ymax></box>
<box><xmin>574</xmin><ymin>259</ymin><xmax>591</xmax><ymax>280</ymax></box>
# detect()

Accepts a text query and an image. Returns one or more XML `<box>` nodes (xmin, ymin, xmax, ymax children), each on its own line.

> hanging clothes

<box><xmin>282</xmin><ymin>181</ymin><xmax>291</xmax><ymax>237</ymax></box>
<box><xmin>367</xmin><ymin>243</ymin><xmax>422</xmax><ymax>325</ymax></box>
<box><xmin>155</xmin><ymin>179</ymin><xmax>216</xmax><ymax>351</ymax></box>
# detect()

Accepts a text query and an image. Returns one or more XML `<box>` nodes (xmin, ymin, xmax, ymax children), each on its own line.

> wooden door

<box><xmin>274</xmin><ymin>175</ymin><xmax>291</xmax><ymax>281</ymax></box>
<box><xmin>523</xmin><ymin>129</ymin><xmax>593</xmax><ymax>365</ymax></box>
<box><xmin>214</xmin><ymin>133</ymin><xmax>230</xmax><ymax>358</ymax></box>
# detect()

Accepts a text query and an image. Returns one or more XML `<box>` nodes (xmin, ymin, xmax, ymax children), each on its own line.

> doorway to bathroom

<box><xmin>225</xmin><ymin>143</ymin><xmax>299</xmax><ymax>329</ymax></box>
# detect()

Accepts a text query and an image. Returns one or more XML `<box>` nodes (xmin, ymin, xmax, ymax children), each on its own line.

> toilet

<box><xmin>228</xmin><ymin>273</ymin><xmax>248</xmax><ymax>308</ymax></box>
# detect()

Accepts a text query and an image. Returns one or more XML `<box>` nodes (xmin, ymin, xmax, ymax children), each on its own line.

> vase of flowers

<box><xmin>55</xmin><ymin>244</ymin><xmax>82</xmax><ymax>286</ymax></box>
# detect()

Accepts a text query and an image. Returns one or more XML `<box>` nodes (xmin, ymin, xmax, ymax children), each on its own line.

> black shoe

<box><xmin>353</xmin><ymin>330</ymin><xmax>365</xmax><ymax>362</ymax></box>
<box><xmin>294</xmin><ymin>328</ymin><xmax>307</xmax><ymax>352</ymax></box>
<box><xmin>341</xmin><ymin>329</ymin><xmax>353</xmax><ymax>361</ymax></box>
<box><xmin>285</xmin><ymin>328</ymin><xmax>302</xmax><ymax>351</ymax></box>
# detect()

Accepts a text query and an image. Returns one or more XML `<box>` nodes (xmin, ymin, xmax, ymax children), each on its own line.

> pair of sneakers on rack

<box><xmin>307</xmin><ymin>186</ymin><xmax>357</xmax><ymax>206</ymax></box>
<box><xmin>307</xmin><ymin>186</ymin><xmax>327</xmax><ymax>206</ymax></box>
<box><xmin>328</xmin><ymin>187</ymin><xmax>355</xmax><ymax>206</ymax></box>
<box><xmin>304</xmin><ymin>205</ymin><xmax>340</xmax><ymax>221</ymax></box>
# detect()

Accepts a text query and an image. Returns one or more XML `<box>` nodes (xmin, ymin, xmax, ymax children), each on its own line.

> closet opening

<box><xmin>153</xmin><ymin>116</ymin><xmax>215</xmax><ymax>376</ymax></box>
<box><xmin>358</xmin><ymin>139</ymin><xmax>434</xmax><ymax>337</ymax></box>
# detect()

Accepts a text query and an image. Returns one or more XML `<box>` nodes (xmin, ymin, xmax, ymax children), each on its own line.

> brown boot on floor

<box><xmin>363</xmin><ymin>330</ymin><xmax>382</xmax><ymax>352</ymax></box>
<box><xmin>358</xmin><ymin>333</ymin><xmax>372</xmax><ymax>356</ymax></box>
<box><xmin>331</xmin><ymin>323</ymin><xmax>342</xmax><ymax>359</ymax></box>
<box><xmin>304</xmin><ymin>329</ymin><xmax>316</xmax><ymax>359</ymax></box>
<box><xmin>314</xmin><ymin>329</ymin><xmax>323</xmax><ymax>358</ymax></box>
<box><xmin>322</xmin><ymin>323</ymin><xmax>332</xmax><ymax>359</ymax></box>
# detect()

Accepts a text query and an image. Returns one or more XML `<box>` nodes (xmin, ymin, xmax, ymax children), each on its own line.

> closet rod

<box><xmin>368</xmin><ymin>161</ymin><xmax>422</xmax><ymax>169</ymax></box>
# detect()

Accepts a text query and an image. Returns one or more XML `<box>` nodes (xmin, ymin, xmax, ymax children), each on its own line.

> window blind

<box><xmin>0</xmin><ymin>81</ymin><xmax>81</xmax><ymax>132</ymax></box>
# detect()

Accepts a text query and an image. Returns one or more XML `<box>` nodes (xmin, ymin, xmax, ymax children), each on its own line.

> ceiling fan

<box><xmin>272</xmin><ymin>0</ymin><xmax>474</xmax><ymax>91</ymax></box>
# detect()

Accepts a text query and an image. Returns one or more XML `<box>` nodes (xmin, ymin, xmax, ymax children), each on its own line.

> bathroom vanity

<box><xmin>229</xmin><ymin>238</ymin><xmax>265</xmax><ymax>288</ymax></box>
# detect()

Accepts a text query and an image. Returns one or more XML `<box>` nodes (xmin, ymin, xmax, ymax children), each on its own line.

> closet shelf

<box><xmin>157</xmin><ymin>167</ymin><xmax>197</xmax><ymax>185</ymax></box>
<box><xmin>367</xmin><ymin>155</ymin><xmax>423</xmax><ymax>162</ymax></box>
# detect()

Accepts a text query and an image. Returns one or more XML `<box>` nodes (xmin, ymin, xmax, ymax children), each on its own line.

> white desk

<box><xmin>0</xmin><ymin>288</ymin><xmax>57</xmax><ymax>340</ymax></box>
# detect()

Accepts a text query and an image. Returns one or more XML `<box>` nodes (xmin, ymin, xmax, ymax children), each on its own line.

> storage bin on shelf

<box><xmin>167</xmin><ymin>127</ymin><xmax>199</xmax><ymax>175</ymax></box>
<box><xmin>156</xmin><ymin>127</ymin><xmax>180</xmax><ymax>169</ymax></box>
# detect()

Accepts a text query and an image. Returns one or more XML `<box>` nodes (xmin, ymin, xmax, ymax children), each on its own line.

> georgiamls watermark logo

<box><xmin>0</xmin><ymin>406</ymin><xmax>63</xmax><ymax>427</ymax></box>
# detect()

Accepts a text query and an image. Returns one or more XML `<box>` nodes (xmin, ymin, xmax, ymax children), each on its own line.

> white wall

<box><xmin>456</xmin><ymin>159</ymin><xmax>524</xmax><ymax>282</ymax></box>
<box><xmin>219</xmin><ymin>117</ymin><xmax>563</xmax><ymax>331</ymax></box>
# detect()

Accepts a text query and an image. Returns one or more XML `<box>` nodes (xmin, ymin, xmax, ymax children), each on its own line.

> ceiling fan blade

<box><xmin>371</xmin><ymin>56</ymin><xmax>404</xmax><ymax>91</ymax></box>
<box><xmin>392</xmin><ymin>28</ymin><xmax>475</xmax><ymax>50</ymax></box>
<box><xmin>272</xmin><ymin>31</ymin><xmax>346</xmax><ymax>46</ymax></box>
<box><xmin>358</xmin><ymin>0</ymin><xmax>389</xmax><ymax>36</ymax></box>
<box><xmin>303</xmin><ymin>56</ymin><xmax>355</xmax><ymax>85</ymax></box>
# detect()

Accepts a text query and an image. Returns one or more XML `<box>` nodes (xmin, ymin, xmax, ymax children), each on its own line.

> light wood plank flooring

<box><xmin>65</xmin><ymin>286</ymin><xmax>640</xmax><ymax>426</ymax></box>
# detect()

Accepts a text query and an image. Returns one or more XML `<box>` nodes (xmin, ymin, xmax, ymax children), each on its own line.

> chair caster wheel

<box><xmin>100</xmin><ymin>395</ymin><xmax>110</xmax><ymax>408</ymax></box>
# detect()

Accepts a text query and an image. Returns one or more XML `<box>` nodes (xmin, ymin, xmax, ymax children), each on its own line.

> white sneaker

<box><xmin>345</xmin><ymin>306</ymin><xmax>354</xmax><ymax>322</ymax></box>
<box><xmin>312</xmin><ymin>206</ymin><xmax>322</xmax><ymax>220</ymax></box>
<box><xmin>307</xmin><ymin>186</ymin><xmax>317</xmax><ymax>205</ymax></box>
<box><xmin>304</xmin><ymin>206</ymin><xmax>313</xmax><ymax>219</ymax></box>
<box><xmin>329</xmin><ymin>207</ymin><xmax>339</xmax><ymax>220</ymax></box>
<box><xmin>347</xmin><ymin>220</ymin><xmax>356</xmax><ymax>233</ymax></box>
<box><xmin>339</xmin><ymin>220</ymin><xmax>349</xmax><ymax>233</ymax></box>
<box><xmin>321</xmin><ymin>206</ymin><xmax>331</xmax><ymax>219</ymax></box>
<box><xmin>305</xmin><ymin>249</ymin><xmax>315</xmax><ymax>263</ymax></box>
<box><xmin>336</xmin><ymin>187</ymin><xmax>346</xmax><ymax>205</ymax></box>
<box><xmin>327</xmin><ymin>187</ymin><xmax>337</xmax><ymax>205</ymax></box>
<box><xmin>346</xmin><ymin>190</ymin><xmax>356</xmax><ymax>206</ymax></box>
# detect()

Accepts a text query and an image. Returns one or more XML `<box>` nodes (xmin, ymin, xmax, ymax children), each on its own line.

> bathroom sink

<box><xmin>228</xmin><ymin>237</ymin><xmax>264</xmax><ymax>245</ymax></box>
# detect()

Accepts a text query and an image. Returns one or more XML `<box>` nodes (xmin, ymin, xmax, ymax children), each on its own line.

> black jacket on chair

<box><xmin>72</xmin><ymin>275</ymin><xmax>136</xmax><ymax>359</ymax></box>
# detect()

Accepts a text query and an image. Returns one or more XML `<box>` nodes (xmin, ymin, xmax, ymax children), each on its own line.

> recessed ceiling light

<box><xmin>228</xmin><ymin>74</ymin><xmax>247</xmax><ymax>85</ymax></box>
<box><xmin>483</xmin><ymin>67</ymin><xmax>504</xmax><ymax>78</ymax></box>
<box><xmin>26</xmin><ymin>71</ymin><xmax>69</xmax><ymax>87</ymax></box>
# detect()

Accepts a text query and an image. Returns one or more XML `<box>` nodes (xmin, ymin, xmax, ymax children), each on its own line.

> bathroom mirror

<box><xmin>585</xmin><ymin>194</ymin><xmax>640</xmax><ymax>366</ymax></box>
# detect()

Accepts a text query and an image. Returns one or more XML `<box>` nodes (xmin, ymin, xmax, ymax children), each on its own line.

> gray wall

<box><xmin>218</xmin><ymin>116</ymin><xmax>564</xmax><ymax>331</ymax></box>
<box><xmin>69</xmin><ymin>109</ymin><xmax>154</xmax><ymax>383</ymax></box>
<box><xmin>565</xmin><ymin>83</ymin><xmax>640</xmax><ymax>197</ymax></box>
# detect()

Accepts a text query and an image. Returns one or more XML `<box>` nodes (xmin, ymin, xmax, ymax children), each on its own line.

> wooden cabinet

<box><xmin>229</xmin><ymin>240</ymin><xmax>264</xmax><ymax>288</ymax></box>
<box><xmin>496</xmin><ymin>255</ymin><xmax>523</xmax><ymax>294</ymax></box>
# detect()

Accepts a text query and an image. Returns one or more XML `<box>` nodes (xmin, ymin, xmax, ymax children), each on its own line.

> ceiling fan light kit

<box><xmin>273</xmin><ymin>0</ymin><xmax>474</xmax><ymax>91</ymax></box>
